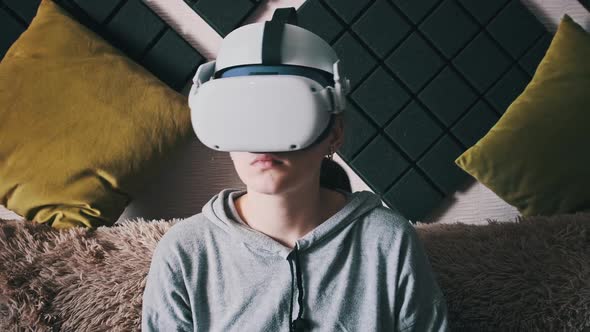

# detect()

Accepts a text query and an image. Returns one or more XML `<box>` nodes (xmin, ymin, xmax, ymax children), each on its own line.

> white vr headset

<box><xmin>188</xmin><ymin>8</ymin><xmax>351</xmax><ymax>153</ymax></box>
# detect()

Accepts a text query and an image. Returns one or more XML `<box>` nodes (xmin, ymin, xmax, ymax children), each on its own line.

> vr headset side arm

<box><xmin>189</xmin><ymin>60</ymin><xmax>216</xmax><ymax>108</ymax></box>
<box><xmin>327</xmin><ymin>60</ymin><xmax>351</xmax><ymax>114</ymax></box>
<box><xmin>193</xmin><ymin>60</ymin><xmax>216</xmax><ymax>88</ymax></box>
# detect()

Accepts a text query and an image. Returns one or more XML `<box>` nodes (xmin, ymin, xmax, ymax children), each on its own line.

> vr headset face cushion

<box><xmin>0</xmin><ymin>0</ymin><xmax>192</xmax><ymax>228</ymax></box>
<box><xmin>454</xmin><ymin>15</ymin><xmax>590</xmax><ymax>217</ymax></box>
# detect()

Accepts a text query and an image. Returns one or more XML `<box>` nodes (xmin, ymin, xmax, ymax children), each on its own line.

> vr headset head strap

<box><xmin>262</xmin><ymin>7</ymin><xmax>298</xmax><ymax>65</ymax></box>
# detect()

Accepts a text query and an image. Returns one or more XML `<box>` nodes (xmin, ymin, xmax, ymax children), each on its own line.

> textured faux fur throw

<box><xmin>1</xmin><ymin>213</ymin><xmax>590</xmax><ymax>331</ymax></box>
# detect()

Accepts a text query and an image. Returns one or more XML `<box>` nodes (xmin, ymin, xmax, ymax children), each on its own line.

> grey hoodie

<box><xmin>142</xmin><ymin>188</ymin><xmax>449</xmax><ymax>331</ymax></box>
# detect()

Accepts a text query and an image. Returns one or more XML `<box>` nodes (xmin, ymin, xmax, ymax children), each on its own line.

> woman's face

<box><xmin>230</xmin><ymin>116</ymin><xmax>344</xmax><ymax>195</ymax></box>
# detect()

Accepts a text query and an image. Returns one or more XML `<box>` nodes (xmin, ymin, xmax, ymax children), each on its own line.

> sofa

<box><xmin>2</xmin><ymin>212</ymin><xmax>590</xmax><ymax>331</ymax></box>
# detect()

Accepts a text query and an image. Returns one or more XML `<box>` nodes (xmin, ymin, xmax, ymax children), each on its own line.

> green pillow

<box><xmin>0</xmin><ymin>0</ymin><xmax>192</xmax><ymax>228</ymax></box>
<box><xmin>455</xmin><ymin>15</ymin><xmax>590</xmax><ymax>217</ymax></box>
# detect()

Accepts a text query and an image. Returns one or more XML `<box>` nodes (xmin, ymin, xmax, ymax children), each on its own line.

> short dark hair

<box><xmin>320</xmin><ymin>158</ymin><xmax>351</xmax><ymax>193</ymax></box>
<box><xmin>317</xmin><ymin>114</ymin><xmax>351</xmax><ymax>193</ymax></box>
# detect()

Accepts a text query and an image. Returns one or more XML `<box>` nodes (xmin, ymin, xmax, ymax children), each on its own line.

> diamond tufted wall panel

<box><xmin>298</xmin><ymin>0</ymin><xmax>552</xmax><ymax>220</ymax></box>
<box><xmin>1</xmin><ymin>0</ymin><xmax>206</xmax><ymax>92</ymax></box>
<box><xmin>183</xmin><ymin>0</ymin><xmax>262</xmax><ymax>37</ymax></box>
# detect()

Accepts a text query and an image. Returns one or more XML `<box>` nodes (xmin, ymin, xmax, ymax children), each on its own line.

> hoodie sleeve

<box><xmin>142</xmin><ymin>232</ymin><xmax>193</xmax><ymax>332</ymax></box>
<box><xmin>394</xmin><ymin>222</ymin><xmax>450</xmax><ymax>332</ymax></box>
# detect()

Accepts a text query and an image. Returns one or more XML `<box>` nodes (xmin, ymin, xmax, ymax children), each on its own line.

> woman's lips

<box><xmin>251</xmin><ymin>154</ymin><xmax>282</xmax><ymax>164</ymax></box>
<box><xmin>251</xmin><ymin>154</ymin><xmax>283</xmax><ymax>169</ymax></box>
<box><xmin>252</xmin><ymin>160</ymin><xmax>281</xmax><ymax>169</ymax></box>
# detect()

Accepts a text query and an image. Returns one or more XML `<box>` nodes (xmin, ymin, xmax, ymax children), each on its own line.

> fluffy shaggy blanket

<box><xmin>1</xmin><ymin>213</ymin><xmax>590</xmax><ymax>331</ymax></box>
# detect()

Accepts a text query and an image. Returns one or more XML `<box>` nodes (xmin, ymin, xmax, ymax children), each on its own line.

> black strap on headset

<box><xmin>261</xmin><ymin>7</ymin><xmax>298</xmax><ymax>65</ymax></box>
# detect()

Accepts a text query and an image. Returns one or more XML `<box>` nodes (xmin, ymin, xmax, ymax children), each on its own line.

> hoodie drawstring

<box><xmin>288</xmin><ymin>244</ymin><xmax>309</xmax><ymax>332</ymax></box>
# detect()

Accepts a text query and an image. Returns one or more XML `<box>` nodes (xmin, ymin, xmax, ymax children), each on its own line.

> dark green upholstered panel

<box><xmin>298</xmin><ymin>0</ymin><xmax>551</xmax><ymax>222</ymax></box>
<box><xmin>143</xmin><ymin>28</ymin><xmax>204</xmax><ymax>91</ymax></box>
<box><xmin>3</xmin><ymin>0</ymin><xmax>41</xmax><ymax>22</ymax></box>
<box><xmin>0</xmin><ymin>5</ymin><xmax>27</xmax><ymax>60</ymax></box>
<box><xmin>72</xmin><ymin>0</ymin><xmax>122</xmax><ymax>24</ymax></box>
<box><xmin>184</xmin><ymin>0</ymin><xmax>261</xmax><ymax>38</ymax></box>
<box><xmin>1</xmin><ymin>0</ymin><xmax>42</xmax><ymax>59</ymax></box>
<box><xmin>1</xmin><ymin>0</ymin><xmax>205</xmax><ymax>92</ymax></box>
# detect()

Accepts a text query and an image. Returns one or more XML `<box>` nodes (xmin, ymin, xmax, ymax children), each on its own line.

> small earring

<box><xmin>326</xmin><ymin>145</ymin><xmax>334</xmax><ymax>161</ymax></box>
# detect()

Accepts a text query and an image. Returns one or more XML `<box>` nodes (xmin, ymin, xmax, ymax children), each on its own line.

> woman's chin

<box><xmin>247</xmin><ymin>178</ymin><xmax>291</xmax><ymax>195</ymax></box>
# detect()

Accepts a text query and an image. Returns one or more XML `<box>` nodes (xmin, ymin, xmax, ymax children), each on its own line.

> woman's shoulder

<box><xmin>154</xmin><ymin>213</ymin><xmax>217</xmax><ymax>254</ymax></box>
<box><xmin>357</xmin><ymin>205</ymin><xmax>417</xmax><ymax>245</ymax></box>
<box><xmin>363</xmin><ymin>205</ymin><xmax>413</xmax><ymax>230</ymax></box>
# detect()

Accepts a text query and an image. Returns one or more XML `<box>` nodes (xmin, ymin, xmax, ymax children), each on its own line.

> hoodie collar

<box><xmin>201</xmin><ymin>188</ymin><xmax>383</xmax><ymax>259</ymax></box>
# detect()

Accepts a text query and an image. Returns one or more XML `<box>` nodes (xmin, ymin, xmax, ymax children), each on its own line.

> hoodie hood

<box><xmin>201</xmin><ymin>187</ymin><xmax>383</xmax><ymax>259</ymax></box>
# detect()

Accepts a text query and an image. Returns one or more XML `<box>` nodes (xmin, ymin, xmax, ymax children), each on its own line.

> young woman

<box><xmin>141</xmin><ymin>112</ymin><xmax>449</xmax><ymax>331</ymax></box>
<box><xmin>142</xmin><ymin>8</ymin><xmax>449</xmax><ymax>332</ymax></box>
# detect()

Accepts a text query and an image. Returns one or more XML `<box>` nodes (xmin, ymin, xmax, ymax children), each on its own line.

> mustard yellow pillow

<box><xmin>455</xmin><ymin>15</ymin><xmax>590</xmax><ymax>217</ymax></box>
<box><xmin>0</xmin><ymin>0</ymin><xmax>192</xmax><ymax>228</ymax></box>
